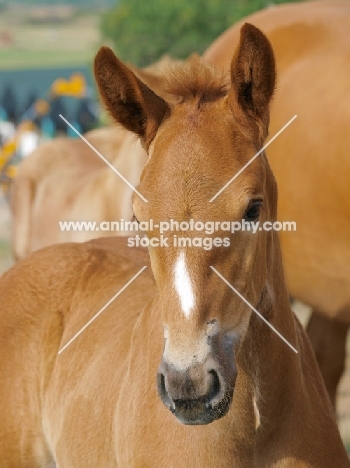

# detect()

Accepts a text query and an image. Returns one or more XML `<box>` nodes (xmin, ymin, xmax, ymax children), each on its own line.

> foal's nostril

<box><xmin>207</xmin><ymin>369</ymin><xmax>221</xmax><ymax>406</ymax></box>
<box><xmin>158</xmin><ymin>372</ymin><xmax>166</xmax><ymax>395</ymax></box>
<box><xmin>157</xmin><ymin>372</ymin><xmax>175</xmax><ymax>412</ymax></box>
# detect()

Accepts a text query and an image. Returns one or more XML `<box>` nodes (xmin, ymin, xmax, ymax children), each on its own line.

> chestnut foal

<box><xmin>0</xmin><ymin>24</ymin><xmax>348</xmax><ymax>467</ymax></box>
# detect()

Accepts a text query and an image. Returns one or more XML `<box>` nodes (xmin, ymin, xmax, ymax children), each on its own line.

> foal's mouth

<box><xmin>157</xmin><ymin>371</ymin><xmax>234</xmax><ymax>425</ymax></box>
<box><xmin>171</xmin><ymin>390</ymin><xmax>233</xmax><ymax>425</ymax></box>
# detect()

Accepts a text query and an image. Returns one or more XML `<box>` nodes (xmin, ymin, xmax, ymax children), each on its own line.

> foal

<box><xmin>0</xmin><ymin>24</ymin><xmax>348</xmax><ymax>467</ymax></box>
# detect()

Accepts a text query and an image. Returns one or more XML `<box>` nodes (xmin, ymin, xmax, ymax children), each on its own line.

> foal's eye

<box><xmin>244</xmin><ymin>200</ymin><xmax>262</xmax><ymax>222</ymax></box>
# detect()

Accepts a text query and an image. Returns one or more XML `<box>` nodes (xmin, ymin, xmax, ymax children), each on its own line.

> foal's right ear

<box><xmin>94</xmin><ymin>47</ymin><xmax>170</xmax><ymax>146</ymax></box>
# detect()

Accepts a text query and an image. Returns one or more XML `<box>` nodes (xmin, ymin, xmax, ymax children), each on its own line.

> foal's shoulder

<box><xmin>0</xmin><ymin>237</ymin><xmax>153</xmax><ymax>331</ymax></box>
<box><xmin>1</xmin><ymin>237</ymin><xmax>152</xmax><ymax>301</ymax></box>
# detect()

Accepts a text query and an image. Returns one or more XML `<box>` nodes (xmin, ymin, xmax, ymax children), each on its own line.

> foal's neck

<box><xmin>238</xmin><ymin>236</ymin><xmax>301</xmax><ymax>410</ymax></box>
<box><xmin>234</xmin><ymin>239</ymin><xmax>345</xmax><ymax>463</ymax></box>
<box><xmin>236</xmin><ymin>274</ymin><xmax>298</xmax><ymax>422</ymax></box>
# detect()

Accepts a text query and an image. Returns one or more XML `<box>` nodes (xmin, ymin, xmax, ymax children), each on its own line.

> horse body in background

<box><xmin>0</xmin><ymin>24</ymin><xmax>348</xmax><ymax>467</ymax></box>
<box><xmin>203</xmin><ymin>0</ymin><xmax>350</xmax><ymax>408</ymax></box>
<box><xmin>9</xmin><ymin>57</ymin><xmax>183</xmax><ymax>262</ymax></box>
<box><xmin>11</xmin><ymin>126</ymin><xmax>147</xmax><ymax>260</ymax></box>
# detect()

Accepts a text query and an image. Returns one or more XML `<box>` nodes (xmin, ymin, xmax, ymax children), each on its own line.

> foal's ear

<box><xmin>229</xmin><ymin>24</ymin><xmax>276</xmax><ymax>142</ymax></box>
<box><xmin>94</xmin><ymin>47</ymin><xmax>170</xmax><ymax>146</ymax></box>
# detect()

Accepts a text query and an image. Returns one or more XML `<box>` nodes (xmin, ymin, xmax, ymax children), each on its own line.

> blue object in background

<box><xmin>40</xmin><ymin>116</ymin><xmax>56</xmax><ymax>139</ymax></box>
<box><xmin>75</xmin><ymin>97</ymin><xmax>98</xmax><ymax>133</ymax></box>
<box><xmin>1</xmin><ymin>84</ymin><xmax>18</xmax><ymax>123</ymax></box>
<box><xmin>0</xmin><ymin>107</ymin><xmax>8</xmax><ymax>121</ymax></box>
<box><xmin>67</xmin><ymin>120</ymin><xmax>82</xmax><ymax>138</ymax></box>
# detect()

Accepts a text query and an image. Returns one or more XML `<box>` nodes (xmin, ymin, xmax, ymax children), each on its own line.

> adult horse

<box><xmin>11</xmin><ymin>126</ymin><xmax>147</xmax><ymax>260</ymax></box>
<box><xmin>0</xmin><ymin>24</ymin><xmax>348</xmax><ymax>466</ymax></box>
<box><xmin>202</xmin><ymin>0</ymin><xmax>350</xmax><ymax>409</ymax></box>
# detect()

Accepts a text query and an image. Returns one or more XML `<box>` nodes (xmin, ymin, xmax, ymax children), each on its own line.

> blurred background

<box><xmin>0</xmin><ymin>0</ymin><xmax>300</xmax><ymax>201</ymax></box>
<box><xmin>0</xmin><ymin>0</ymin><xmax>300</xmax><ymax>238</ymax></box>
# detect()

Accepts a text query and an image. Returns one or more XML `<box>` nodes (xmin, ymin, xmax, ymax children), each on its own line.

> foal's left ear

<box><xmin>229</xmin><ymin>23</ymin><xmax>276</xmax><ymax>143</ymax></box>
<box><xmin>94</xmin><ymin>47</ymin><xmax>170</xmax><ymax>146</ymax></box>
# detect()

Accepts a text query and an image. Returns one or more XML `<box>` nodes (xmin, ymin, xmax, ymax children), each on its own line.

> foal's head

<box><xmin>94</xmin><ymin>24</ymin><xmax>276</xmax><ymax>425</ymax></box>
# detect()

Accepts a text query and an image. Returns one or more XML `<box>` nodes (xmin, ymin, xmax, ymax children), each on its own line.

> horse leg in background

<box><xmin>307</xmin><ymin>310</ymin><xmax>349</xmax><ymax>411</ymax></box>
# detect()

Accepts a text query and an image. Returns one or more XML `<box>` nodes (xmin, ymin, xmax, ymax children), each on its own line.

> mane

<box><xmin>163</xmin><ymin>55</ymin><xmax>229</xmax><ymax>105</ymax></box>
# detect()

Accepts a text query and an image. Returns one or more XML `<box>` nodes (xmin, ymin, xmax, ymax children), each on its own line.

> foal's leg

<box><xmin>306</xmin><ymin>310</ymin><xmax>349</xmax><ymax>410</ymax></box>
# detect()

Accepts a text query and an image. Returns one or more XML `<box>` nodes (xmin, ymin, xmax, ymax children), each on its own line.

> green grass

<box><xmin>0</xmin><ymin>238</ymin><xmax>13</xmax><ymax>275</ymax></box>
<box><xmin>0</xmin><ymin>48</ymin><xmax>95</xmax><ymax>69</ymax></box>
<box><xmin>0</xmin><ymin>238</ymin><xmax>10</xmax><ymax>252</ymax></box>
<box><xmin>345</xmin><ymin>440</ymin><xmax>350</xmax><ymax>456</ymax></box>
<box><xmin>0</xmin><ymin>7</ymin><xmax>103</xmax><ymax>69</ymax></box>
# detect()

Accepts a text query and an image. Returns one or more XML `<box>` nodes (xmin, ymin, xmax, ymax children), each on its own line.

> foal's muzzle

<box><xmin>157</xmin><ymin>358</ymin><xmax>234</xmax><ymax>425</ymax></box>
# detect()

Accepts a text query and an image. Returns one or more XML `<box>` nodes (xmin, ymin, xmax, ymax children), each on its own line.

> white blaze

<box><xmin>174</xmin><ymin>251</ymin><xmax>195</xmax><ymax>318</ymax></box>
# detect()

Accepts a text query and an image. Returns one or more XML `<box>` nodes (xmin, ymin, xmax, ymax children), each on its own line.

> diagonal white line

<box><xmin>58</xmin><ymin>266</ymin><xmax>147</xmax><ymax>354</ymax></box>
<box><xmin>209</xmin><ymin>115</ymin><xmax>297</xmax><ymax>202</ymax></box>
<box><xmin>59</xmin><ymin>114</ymin><xmax>148</xmax><ymax>203</ymax></box>
<box><xmin>210</xmin><ymin>266</ymin><xmax>298</xmax><ymax>354</ymax></box>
